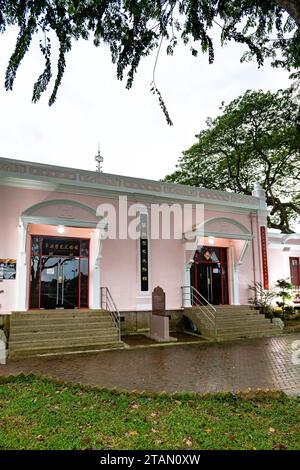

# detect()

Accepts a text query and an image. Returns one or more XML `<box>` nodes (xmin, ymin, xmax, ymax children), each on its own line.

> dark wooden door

<box><xmin>290</xmin><ymin>257</ymin><xmax>300</xmax><ymax>287</ymax></box>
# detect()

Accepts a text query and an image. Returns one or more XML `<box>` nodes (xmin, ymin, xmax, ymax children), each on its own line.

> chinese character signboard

<box><xmin>140</xmin><ymin>213</ymin><xmax>149</xmax><ymax>292</ymax></box>
<box><xmin>260</xmin><ymin>227</ymin><xmax>269</xmax><ymax>289</ymax></box>
<box><xmin>42</xmin><ymin>238</ymin><xmax>80</xmax><ymax>256</ymax></box>
<box><xmin>0</xmin><ymin>259</ymin><xmax>17</xmax><ymax>280</ymax></box>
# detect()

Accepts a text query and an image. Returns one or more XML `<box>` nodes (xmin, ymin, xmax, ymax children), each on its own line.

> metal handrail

<box><xmin>181</xmin><ymin>285</ymin><xmax>217</xmax><ymax>337</ymax></box>
<box><xmin>100</xmin><ymin>287</ymin><xmax>121</xmax><ymax>341</ymax></box>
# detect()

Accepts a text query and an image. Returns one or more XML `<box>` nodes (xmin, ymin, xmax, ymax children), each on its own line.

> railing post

<box><xmin>214</xmin><ymin>312</ymin><xmax>217</xmax><ymax>339</ymax></box>
<box><xmin>101</xmin><ymin>287</ymin><xmax>121</xmax><ymax>342</ymax></box>
<box><xmin>186</xmin><ymin>285</ymin><xmax>217</xmax><ymax>338</ymax></box>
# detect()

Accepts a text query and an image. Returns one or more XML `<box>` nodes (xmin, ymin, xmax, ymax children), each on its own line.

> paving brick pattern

<box><xmin>0</xmin><ymin>334</ymin><xmax>299</xmax><ymax>396</ymax></box>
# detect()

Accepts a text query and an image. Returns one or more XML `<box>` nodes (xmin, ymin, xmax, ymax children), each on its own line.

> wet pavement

<box><xmin>123</xmin><ymin>332</ymin><xmax>205</xmax><ymax>346</ymax></box>
<box><xmin>1</xmin><ymin>334</ymin><xmax>300</xmax><ymax>396</ymax></box>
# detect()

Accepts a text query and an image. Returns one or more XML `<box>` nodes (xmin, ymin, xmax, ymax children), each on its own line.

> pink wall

<box><xmin>101</xmin><ymin>238</ymin><xmax>138</xmax><ymax>311</ymax></box>
<box><xmin>268</xmin><ymin>247</ymin><xmax>300</xmax><ymax>288</ymax></box>
<box><xmin>150</xmin><ymin>239</ymin><xmax>183</xmax><ymax>310</ymax></box>
<box><xmin>0</xmin><ymin>184</ymin><xmax>266</xmax><ymax>312</ymax></box>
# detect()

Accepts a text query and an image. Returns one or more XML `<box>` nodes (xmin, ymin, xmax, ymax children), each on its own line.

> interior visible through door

<box><xmin>190</xmin><ymin>246</ymin><xmax>229</xmax><ymax>305</ymax></box>
<box><xmin>29</xmin><ymin>236</ymin><xmax>89</xmax><ymax>309</ymax></box>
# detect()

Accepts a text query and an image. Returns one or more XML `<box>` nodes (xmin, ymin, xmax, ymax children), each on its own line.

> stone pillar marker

<box><xmin>148</xmin><ymin>286</ymin><xmax>177</xmax><ymax>342</ymax></box>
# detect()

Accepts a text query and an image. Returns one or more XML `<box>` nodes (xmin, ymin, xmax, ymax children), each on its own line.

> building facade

<box><xmin>0</xmin><ymin>157</ymin><xmax>299</xmax><ymax>319</ymax></box>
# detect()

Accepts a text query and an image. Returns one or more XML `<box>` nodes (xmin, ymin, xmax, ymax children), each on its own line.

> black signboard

<box><xmin>0</xmin><ymin>259</ymin><xmax>17</xmax><ymax>280</ymax></box>
<box><xmin>31</xmin><ymin>236</ymin><xmax>89</xmax><ymax>258</ymax></box>
<box><xmin>140</xmin><ymin>214</ymin><xmax>149</xmax><ymax>292</ymax></box>
<box><xmin>140</xmin><ymin>238</ymin><xmax>149</xmax><ymax>291</ymax></box>
<box><xmin>42</xmin><ymin>238</ymin><xmax>80</xmax><ymax>257</ymax></box>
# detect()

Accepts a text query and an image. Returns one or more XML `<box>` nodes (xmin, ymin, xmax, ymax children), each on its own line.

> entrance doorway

<box><xmin>190</xmin><ymin>246</ymin><xmax>229</xmax><ymax>305</ymax></box>
<box><xmin>29</xmin><ymin>236</ymin><xmax>89</xmax><ymax>309</ymax></box>
<box><xmin>41</xmin><ymin>257</ymin><xmax>79</xmax><ymax>309</ymax></box>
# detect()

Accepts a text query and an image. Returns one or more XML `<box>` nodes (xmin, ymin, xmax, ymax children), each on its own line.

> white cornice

<box><xmin>0</xmin><ymin>157</ymin><xmax>265</xmax><ymax>212</ymax></box>
<box><xmin>184</xmin><ymin>230</ymin><xmax>253</xmax><ymax>241</ymax></box>
<box><xmin>0</xmin><ymin>179</ymin><xmax>260</xmax><ymax>217</ymax></box>
<box><xmin>21</xmin><ymin>215</ymin><xmax>99</xmax><ymax>229</ymax></box>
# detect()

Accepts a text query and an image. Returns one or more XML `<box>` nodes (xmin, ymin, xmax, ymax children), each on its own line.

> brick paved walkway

<box><xmin>1</xmin><ymin>334</ymin><xmax>300</xmax><ymax>395</ymax></box>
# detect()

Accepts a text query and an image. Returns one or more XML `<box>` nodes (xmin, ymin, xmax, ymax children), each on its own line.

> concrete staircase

<box><xmin>184</xmin><ymin>305</ymin><xmax>283</xmax><ymax>341</ymax></box>
<box><xmin>8</xmin><ymin>310</ymin><xmax>123</xmax><ymax>358</ymax></box>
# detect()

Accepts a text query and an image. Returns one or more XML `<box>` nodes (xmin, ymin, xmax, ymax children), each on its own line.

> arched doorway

<box><xmin>29</xmin><ymin>235</ymin><xmax>90</xmax><ymax>309</ymax></box>
<box><xmin>18</xmin><ymin>198</ymin><xmax>104</xmax><ymax>311</ymax></box>
<box><xmin>190</xmin><ymin>246</ymin><xmax>229</xmax><ymax>305</ymax></box>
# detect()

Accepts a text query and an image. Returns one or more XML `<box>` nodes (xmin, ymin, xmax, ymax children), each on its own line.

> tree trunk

<box><xmin>277</xmin><ymin>0</ymin><xmax>300</xmax><ymax>27</ymax></box>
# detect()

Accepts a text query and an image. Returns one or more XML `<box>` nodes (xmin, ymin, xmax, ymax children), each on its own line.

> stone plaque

<box><xmin>152</xmin><ymin>286</ymin><xmax>166</xmax><ymax>316</ymax></box>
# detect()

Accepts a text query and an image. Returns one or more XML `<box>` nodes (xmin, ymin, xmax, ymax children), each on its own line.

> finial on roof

<box><xmin>95</xmin><ymin>143</ymin><xmax>103</xmax><ymax>173</ymax></box>
<box><xmin>252</xmin><ymin>181</ymin><xmax>266</xmax><ymax>199</ymax></box>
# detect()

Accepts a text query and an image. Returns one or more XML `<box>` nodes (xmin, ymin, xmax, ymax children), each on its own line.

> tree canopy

<box><xmin>0</xmin><ymin>1</ymin><xmax>299</xmax><ymax>123</ymax></box>
<box><xmin>164</xmin><ymin>87</ymin><xmax>300</xmax><ymax>233</ymax></box>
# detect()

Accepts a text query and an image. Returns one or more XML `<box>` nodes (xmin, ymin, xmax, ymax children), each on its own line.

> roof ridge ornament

<box><xmin>252</xmin><ymin>181</ymin><xmax>266</xmax><ymax>199</ymax></box>
<box><xmin>95</xmin><ymin>143</ymin><xmax>103</xmax><ymax>173</ymax></box>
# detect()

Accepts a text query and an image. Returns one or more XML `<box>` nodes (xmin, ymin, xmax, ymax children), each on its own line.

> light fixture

<box><xmin>208</xmin><ymin>236</ymin><xmax>215</xmax><ymax>245</ymax></box>
<box><xmin>57</xmin><ymin>225</ymin><xmax>65</xmax><ymax>234</ymax></box>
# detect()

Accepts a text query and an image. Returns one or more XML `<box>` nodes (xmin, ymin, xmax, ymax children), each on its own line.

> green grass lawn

<box><xmin>0</xmin><ymin>374</ymin><xmax>299</xmax><ymax>450</ymax></box>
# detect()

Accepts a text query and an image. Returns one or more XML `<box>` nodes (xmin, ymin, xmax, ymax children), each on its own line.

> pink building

<box><xmin>0</xmin><ymin>157</ymin><xmax>299</xmax><ymax>332</ymax></box>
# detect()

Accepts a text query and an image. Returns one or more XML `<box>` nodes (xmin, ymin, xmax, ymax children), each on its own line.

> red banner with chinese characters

<box><xmin>260</xmin><ymin>226</ymin><xmax>269</xmax><ymax>289</ymax></box>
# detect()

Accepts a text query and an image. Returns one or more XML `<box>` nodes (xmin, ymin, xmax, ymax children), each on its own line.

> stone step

<box><xmin>10</xmin><ymin>316</ymin><xmax>110</xmax><ymax>324</ymax></box>
<box><xmin>10</xmin><ymin>316</ymin><xmax>111</xmax><ymax>327</ymax></box>
<box><xmin>194</xmin><ymin>306</ymin><xmax>254</xmax><ymax>311</ymax></box>
<box><xmin>216</xmin><ymin>331</ymin><xmax>282</xmax><ymax>341</ymax></box>
<box><xmin>216</xmin><ymin>315</ymin><xmax>262</xmax><ymax>322</ymax></box>
<box><xmin>215</xmin><ymin>318</ymin><xmax>273</xmax><ymax>326</ymax></box>
<box><xmin>215</xmin><ymin>307</ymin><xmax>255</xmax><ymax>311</ymax></box>
<box><xmin>187</xmin><ymin>308</ymin><xmax>257</xmax><ymax>317</ymax></box>
<box><xmin>10</xmin><ymin>326</ymin><xmax>118</xmax><ymax>341</ymax></box>
<box><xmin>10</xmin><ymin>317</ymin><xmax>113</xmax><ymax>329</ymax></box>
<box><xmin>216</xmin><ymin>324</ymin><xmax>281</xmax><ymax>334</ymax></box>
<box><xmin>184</xmin><ymin>306</ymin><xmax>282</xmax><ymax>341</ymax></box>
<box><xmin>10</xmin><ymin>312</ymin><xmax>111</xmax><ymax>322</ymax></box>
<box><xmin>10</xmin><ymin>316</ymin><xmax>111</xmax><ymax>328</ymax></box>
<box><xmin>10</xmin><ymin>333</ymin><xmax>119</xmax><ymax>350</ymax></box>
<box><xmin>9</xmin><ymin>341</ymin><xmax>124</xmax><ymax>359</ymax></box>
<box><xmin>10</xmin><ymin>320</ymin><xmax>114</xmax><ymax>333</ymax></box>
<box><xmin>216</xmin><ymin>325</ymin><xmax>278</xmax><ymax>333</ymax></box>
<box><xmin>187</xmin><ymin>306</ymin><xmax>253</xmax><ymax>311</ymax></box>
<box><xmin>194</xmin><ymin>314</ymin><xmax>261</xmax><ymax>322</ymax></box>
<box><xmin>11</xmin><ymin>309</ymin><xmax>107</xmax><ymax>315</ymax></box>
<box><xmin>189</xmin><ymin>315</ymin><xmax>280</xmax><ymax>330</ymax></box>
<box><xmin>215</xmin><ymin>309</ymin><xmax>257</xmax><ymax>314</ymax></box>
<box><xmin>8</xmin><ymin>308</ymin><xmax>122</xmax><ymax>358</ymax></box>
<box><xmin>215</xmin><ymin>305</ymin><xmax>253</xmax><ymax>308</ymax></box>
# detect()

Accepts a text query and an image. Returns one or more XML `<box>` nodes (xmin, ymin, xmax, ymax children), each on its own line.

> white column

<box><xmin>89</xmin><ymin>223</ymin><xmax>107</xmax><ymax>309</ymax></box>
<box><xmin>90</xmin><ymin>230</ymin><xmax>101</xmax><ymax>309</ymax></box>
<box><xmin>282</xmin><ymin>249</ymin><xmax>291</xmax><ymax>280</ymax></box>
<box><xmin>16</xmin><ymin>219</ymin><xmax>27</xmax><ymax>311</ymax></box>
<box><xmin>183</xmin><ymin>262</ymin><xmax>192</xmax><ymax>307</ymax></box>
<box><xmin>230</xmin><ymin>243</ymin><xmax>239</xmax><ymax>305</ymax></box>
<box><xmin>232</xmin><ymin>270</ymin><xmax>240</xmax><ymax>305</ymax></box>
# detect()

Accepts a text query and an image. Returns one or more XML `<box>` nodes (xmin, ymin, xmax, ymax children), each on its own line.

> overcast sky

<box><xmin>0</xmin><ymin>26</ymin><xmax>292</xmax><ymax>181</ymax></box>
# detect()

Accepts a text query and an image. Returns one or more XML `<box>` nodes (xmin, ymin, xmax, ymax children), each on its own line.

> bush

<box><xmin>275</xmin><ymin>279</ymin><xmax>293</xmax><ymax>310</ymax></box>
<box><xmin>248</xmin><ymin>282</ymin><xmax>276</xmax><ymax>315</ymax></box>
<box><xmin>283</xmin><ymin>305</ymin><xmax>295</xmax><ymax>315</ymax></box>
